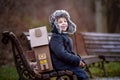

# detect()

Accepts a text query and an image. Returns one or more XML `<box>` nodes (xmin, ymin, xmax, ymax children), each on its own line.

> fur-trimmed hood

<box><xmin>49</xmin><ymin>10</ymin><xmax>76</xmax><ymax>34</ymax></box>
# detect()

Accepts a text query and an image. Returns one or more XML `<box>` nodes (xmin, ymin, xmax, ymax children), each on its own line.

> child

<box><xmin>49</xmin><ymin>10</ymin><xmax>89</xmax><ymax>80</ymax></box>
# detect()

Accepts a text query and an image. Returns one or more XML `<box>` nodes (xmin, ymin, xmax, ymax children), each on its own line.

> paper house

<box><xmin>29</xmin><ymin>26</ymin><xmax>53</xmax><ymax>72</ymax></box>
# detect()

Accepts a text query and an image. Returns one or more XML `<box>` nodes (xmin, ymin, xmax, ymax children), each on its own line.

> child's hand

<box><xmin>79</xmin><ymin>60</ymin><xmax>85</xmax><ymax>67</ymax></box>
<box><xmin>33</xmin><ymin>66</ymin><xmax>40</xmax><ymax>74</ymax></box>
<box><xmin>29</xmin><ymin>62</ymin><xmax>40</xmax><ymax>74</ymax></box>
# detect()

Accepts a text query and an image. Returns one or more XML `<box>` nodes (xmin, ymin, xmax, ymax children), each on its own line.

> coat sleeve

<box><xmin>49</xmin><ymin>35</ymin><xmax>81</xmax><ymax>66</ymax></box>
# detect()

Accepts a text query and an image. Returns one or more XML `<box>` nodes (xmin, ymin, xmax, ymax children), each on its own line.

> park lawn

<box><xmin>0</xmin><ymin>62</ymin><xmax>120</xmax><ymax>80</ymax></box>
<box><xmin>90</xmin><ymin>62</ymin><xmax>120</xmax><ymax>77</ymax></box>
<box><xmin>0</xmin><ymin>65</ymin><xmax>18</xmax><ymax>80</ymax></box>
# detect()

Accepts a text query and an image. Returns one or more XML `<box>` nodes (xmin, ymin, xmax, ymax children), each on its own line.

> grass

<box><xmin>89</xmin><ymin>62</ymin><xmax>120</xmax><ymax>77</ymax></box>
<box><xmin>0</xmin><ymin>65</ymin><xmax>18</xmax><ymax>80</ymax></box>
<box><xmin>0</xmin><ymin>62</ymin><xmax>120</xmax><ymax>80</ymax></box>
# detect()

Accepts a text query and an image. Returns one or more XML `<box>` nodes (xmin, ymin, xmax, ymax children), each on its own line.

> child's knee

<box><xmin>74</xmin><ymin>69</ymin><xmax>89</xmax><ymax>79</ymax></box>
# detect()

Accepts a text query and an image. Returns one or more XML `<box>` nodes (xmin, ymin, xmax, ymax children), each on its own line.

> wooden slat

<box><xmin>23</xmin><ymin>32</ymin><xmax>29</xmax><ymax>36</ymax></box>
<box><xmin>87</xmin><ymin>52</ymin><xmax>120</xmax><ymax>56</ymax></box>
<box><xmin>84</xmin><ymin>40</ymin><xmax>120</xmax><ymax>45</ymax></box>
<box><xmin>82</xmin><ymin>56</ymin><xmax>100</xmax><ymax>64</ymax></box>
<box><xmin>83</xmin><ymin>36</ymin><xmax>120</xmax><ymax>41</ymax></box>
<box><xmin>81</xmin><ymin>32</ymin><xmax>120</xmax><ymax>37</ymax></box>
<box><xmin>86</xmin><ymin>49</ymin><xmax>120</xmax><ymax>53</ymax></box>
<box><xmin>85</xmin><ymin>45</ymin><xmax>120</xmax><ymax>49</ymax></box>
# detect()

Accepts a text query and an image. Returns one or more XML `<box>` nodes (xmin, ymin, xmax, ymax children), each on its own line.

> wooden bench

<box><xmin>21</xmin><ymin>32</ymin><xmax>106</xmax><ymax>78</ymax></box>
<box><xmin>2</xmin><ymin>31</ymin><xmax>78</xmax><ymax>80</ymax></box>
<box><xmin>76</xmin><ymin>32</ymin><xmax>120</xmax><ymax>76</ymax></box>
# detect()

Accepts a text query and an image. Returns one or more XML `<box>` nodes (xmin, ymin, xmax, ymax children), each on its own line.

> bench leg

<box><xmin>101</xmin><ymin>61</ymin><xmax>107</xmax><ymax>77</ymax></box>
<box><xmin>85</xmin><ymin>65</ymin><xmax>92</xmax><ymax>78</ymax></box>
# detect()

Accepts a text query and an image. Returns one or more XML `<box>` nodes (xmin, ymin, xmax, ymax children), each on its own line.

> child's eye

<box><xmin>64</xmin><ymin>20</ymin><xmax>67</xmax><ymax>22</ymax></box>
<box><xmin>58</xmin><ymin>21</ymin><xmax>62</xmax><ymax>23</ymax></box>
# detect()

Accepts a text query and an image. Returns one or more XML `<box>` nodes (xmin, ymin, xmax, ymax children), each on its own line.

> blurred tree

<box><xmin>0</xmin><ymin>0</ymin><xmax>41</xmax><ymax>66</ymax></box>
<box><xmin>106</xmin><ymin>0</ymin><xmax>120</xmax><ymax>33</ymax></box>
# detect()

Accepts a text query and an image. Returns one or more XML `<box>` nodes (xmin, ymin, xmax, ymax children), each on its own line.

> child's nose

<box><xmin>62</xmin><ymin>23</ymin><xmax>65</xmax><ymax>25</ymax></box>
<box><xmin>63</xmin><ymin>22</ymin><xmax>66</xmax><ymax>24</ymax></box>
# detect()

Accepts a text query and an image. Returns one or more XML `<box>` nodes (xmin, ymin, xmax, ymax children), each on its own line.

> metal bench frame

<box><xmin>2</xmin><ymin>31</ymin><xmax>78</xmax><ymax>80</ymax></box>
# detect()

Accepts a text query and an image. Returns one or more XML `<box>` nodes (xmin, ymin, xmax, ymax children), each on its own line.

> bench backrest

<box><xmin>21</xmin><ymin>32</ymin><xmax>51</xmax><ymax>48</ymax></box>
<box><xmin>78</xmin><ymin>32</ymin><xmax>120</xmax><ymax>56</ymax></box>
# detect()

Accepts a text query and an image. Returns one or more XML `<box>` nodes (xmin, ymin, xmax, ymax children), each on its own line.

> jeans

<box><xmin>67</xmin><ymin>66</ymin><xmax>89</xmax><ymax>80</ymax></box>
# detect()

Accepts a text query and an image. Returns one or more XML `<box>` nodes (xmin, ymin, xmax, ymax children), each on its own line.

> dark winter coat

<box><xmin>49</xmin><ymin>10</ymin><xmax>81</xmax><ymax>70</ymax></box>
<box><xmin>49</xmin><ymin>32</ymin><xmax>81</xmax><ymax>70</ymax></box>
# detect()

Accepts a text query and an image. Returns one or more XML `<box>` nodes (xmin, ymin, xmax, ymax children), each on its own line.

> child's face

<box><xmin>57</xmin><ymin>17</ymin><xmax>68</xmax><ymax>32</ymax></box>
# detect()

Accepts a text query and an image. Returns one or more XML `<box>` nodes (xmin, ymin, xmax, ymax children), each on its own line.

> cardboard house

<box><xmin>29</xmin><ymin>26</ymin><xmax>53</xmax><ymax>72</ymax></box>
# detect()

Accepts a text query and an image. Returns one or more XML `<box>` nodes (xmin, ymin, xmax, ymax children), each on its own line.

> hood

<box><xmin>49</xmin><ymin>10</ymin><xmax>76</xmax><ymax>34</ymax></box>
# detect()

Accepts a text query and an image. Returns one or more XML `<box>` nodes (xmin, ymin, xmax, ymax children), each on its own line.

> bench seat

<box><xmin>80</xmin><ymin>32</ymin><xmax>120</xmax><ymax>62</ymax></box>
